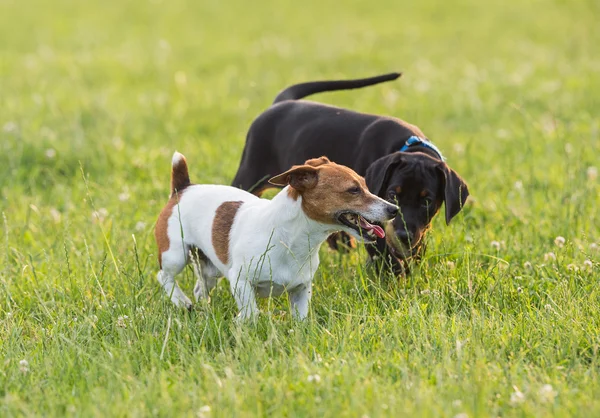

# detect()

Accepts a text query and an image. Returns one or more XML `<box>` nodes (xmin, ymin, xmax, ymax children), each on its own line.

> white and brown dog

<box><xmin>155</xmin><ymin>152</ymin><xmax>398</xmax><ymax>320</ymax></box>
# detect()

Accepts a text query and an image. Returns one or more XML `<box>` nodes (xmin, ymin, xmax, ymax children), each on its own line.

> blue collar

<box><xmin>400</xmin><ymin>136</ymin><xmax>445</xmax><ymax>161</ymax></box>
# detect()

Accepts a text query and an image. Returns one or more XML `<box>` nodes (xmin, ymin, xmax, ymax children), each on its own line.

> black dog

<box><xmin>232</xmin><ymin>73</ymin><xmax>469</xmax><ymax>275</ymax></box>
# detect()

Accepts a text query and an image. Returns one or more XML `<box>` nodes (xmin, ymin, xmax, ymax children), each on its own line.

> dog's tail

<box><xmin>171</xmin><ymin>151</ymin><xmax>191</xmax><ymax>197</ymax></box>
<box><xmin>272</xmin><ymin>72</ymin><xmax>401</xmax><ymax>104</ymax></box>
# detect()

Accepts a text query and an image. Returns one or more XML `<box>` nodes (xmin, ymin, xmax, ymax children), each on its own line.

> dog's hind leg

<box><xmin>190</xmin><ymin>249</ymin><xmax>220</xmax><ymax>302</ymax></box>
<box><xmin>157</xmin><ymin>245</ymin><xmax>193</xmax><ymax>310</ymax></box>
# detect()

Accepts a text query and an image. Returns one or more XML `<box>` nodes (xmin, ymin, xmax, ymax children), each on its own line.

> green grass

<box><xmin>1</xmin><ymin>0</ymin><xmax>599</xmax><ymax>416</ymax></box>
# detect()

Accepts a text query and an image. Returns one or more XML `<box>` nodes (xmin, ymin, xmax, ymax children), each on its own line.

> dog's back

<box><xmin>232</xmin><ymin>73</ymin><xmax>423</xmax><ymax>193</ymax></box>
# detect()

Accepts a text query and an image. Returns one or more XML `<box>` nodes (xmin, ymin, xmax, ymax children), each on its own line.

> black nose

<box><xmin>395</xmin><ymin>228</ymin><xmax>413</xmax><ymax>243</ymax></box>
<box><xmin>387</xmin><ymin>205</ymin><xmax>399</xmax><ymax>218</ymax></box>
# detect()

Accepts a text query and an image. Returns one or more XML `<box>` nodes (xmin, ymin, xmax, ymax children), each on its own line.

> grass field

<box><xmin>1</xmin><ymin>0</ymin><xmax>599</xmax><ymax>416</ymax></box>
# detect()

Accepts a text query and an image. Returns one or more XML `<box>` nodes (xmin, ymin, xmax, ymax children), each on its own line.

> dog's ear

<box><xmin>365</xmin><ymin>153</ymin><xmax>404</xmax><ymax>196</ymax></box>
<box><xmin>268</xmin><ymin>165</ymin><xmax>319</xmax><ymax>191</ymax></box>
<box><xmin>437</xmin><ymin>163</ymin><xmax>469</xmax><ymax>224</ymax></box>
<box><xmin>305</xmin><ymin>156</ymin><xmax>330</xmax><ymax>167</ymax></box>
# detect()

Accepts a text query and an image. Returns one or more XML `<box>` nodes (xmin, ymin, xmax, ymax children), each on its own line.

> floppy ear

<box><xmin>268</xmin><ymin>165</ymin><xmax>319</xmax><ymax>191</ymax></box>
<box><xmin>365</xmin><ymin>153</ymin><xmax>404</xmax><ymax>196</ymax></box>
<box><xmin>437</xmin><ymin>163</ymin><xmax>469</xmax><ymax>224</ymax></box>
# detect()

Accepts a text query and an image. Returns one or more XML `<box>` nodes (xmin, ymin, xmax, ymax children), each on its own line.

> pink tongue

<box><xmin>359</xmin><ymin>217</ymin><xmax>386</xmax><ymax>239</ymax></box>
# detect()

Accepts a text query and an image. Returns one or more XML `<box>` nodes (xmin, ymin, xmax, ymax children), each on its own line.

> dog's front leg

<box><xmin>228</xmin><ymin>274</ymin><xmax>259</xmax><ymax>320</ymax></box>
<box><xmin>288</xmin><ymin>282</ymin><xmax>312</xmax><ymax>320</ymax></box>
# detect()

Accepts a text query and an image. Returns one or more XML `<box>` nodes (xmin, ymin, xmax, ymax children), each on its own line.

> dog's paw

<box><xmin>171</xmin><ymin>293</ymin><xmax>194</xmax><ymax>311</ymax></box>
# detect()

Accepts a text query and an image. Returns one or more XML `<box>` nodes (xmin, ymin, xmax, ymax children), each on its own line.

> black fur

<box><xmin>232</xmin><ymin>73</ymin><xmax>469</xmax><ymax>275</ymax></box>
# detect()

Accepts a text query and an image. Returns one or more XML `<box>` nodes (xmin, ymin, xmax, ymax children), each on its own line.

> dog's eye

<box><xmin>346</xmin><ymin>186</ymin><xmax>361</xmax><ymax>195</ymax></box>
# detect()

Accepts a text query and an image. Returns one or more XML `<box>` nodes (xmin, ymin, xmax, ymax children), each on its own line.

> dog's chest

<box><xmin>248</xmin><ymin>246</ymin><xmax>318</xmax><ymax>298</ymax></box>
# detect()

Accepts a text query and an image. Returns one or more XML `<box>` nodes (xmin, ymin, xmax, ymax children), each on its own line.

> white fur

<box><xmin>157</xmin><ymin>184</ymin><xmax>394</xmax><ymax>320</ymax></box>
<box><xmin>172</xmin><ymin>151</ymin><xmax>185</xmax><ymax>165</ymax></box>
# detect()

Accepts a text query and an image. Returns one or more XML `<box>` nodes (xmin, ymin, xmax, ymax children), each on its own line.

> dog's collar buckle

<box><xmin>400</xmin><ymin>136</ymin><xmax>445</xmax><ymax>161</ymax></box>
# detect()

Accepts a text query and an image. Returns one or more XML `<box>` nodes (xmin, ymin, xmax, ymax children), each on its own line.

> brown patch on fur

<box><xmin>395</xmin><ymin>186</ymin><xmax>402</xmax><ymax>195</ymax></box>
<box><xmin>420</xmin><ymin>190</ymin><xmax>428</xmax><ymax>197</ymax></box>
<box><xmin>171</xmin><ymin>154</ymin><xmax>191</xmax><ymax>197</ymax></box>
<box><xmin>155</xmin><ymin>193</ymin><xmax>185</xmax><ymax>268</ymax></box>
<box><xmin>287</xmin><ymin>187</ymin><xmax>300</xmax><ymax>201</ymax></box>
<box><xmin>212</xmin><ymin>201</ymin><xmax>243</xmax><ymax>265</ymax></box>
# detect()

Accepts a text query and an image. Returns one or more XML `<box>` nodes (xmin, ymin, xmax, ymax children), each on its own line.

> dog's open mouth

<box><xmin>337</xmin><ymin>212</ymin><xmax>385</xmax><ymax>241</ymax></box>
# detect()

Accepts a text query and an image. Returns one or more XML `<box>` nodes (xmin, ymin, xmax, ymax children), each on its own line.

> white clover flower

<box><xmin>307</xmin><ymin>374</ymin><xmax>321</xmax><ymax>383</ymax></box>
<box><xmin>544</xmin><ymin>252</ymin><xmax>556</xmax><ymax>262</ymax></box>
<box><xmin>119</xmin><ymin>192</ymin><xmax>130</xmax><ymax>202</ymax></box>
<box><xmin>197</xmin><ymin>405</ymin><xmax>211</xmax><ymax>418</ymax></box>
<box><xmin>554</xmin><ymin>236</ymin><xmax>565</xmax><ymax>247</ymax></box>
<box><xmin>19</xmin><ymin>359</ymin><xmax>30</xmax><ymax>373</ymax></box>
<box><xmin>510</xmin><ymin>386</ymin><xmax>525</xmax><ymax>406</ymax></box>
<box><xmin>112</xmin><ymin>136</ymin><xmax>124</xmax><ymax>150</ymax></box>
<box><xmin>420</xmin><ymin>289</ymin><xmax>431</xmax><ymax>295</ymax></box>
<box><xmin>514</xmin><ymin>181</ymin><xmax>523</xmax><ymax>190</ymax></box>
<box><xmin>452</xmin><ymin>399</ymin><xmax>462</xmax><ymax>408</ymax></box>
<box><xmin>92</xmin><ymin>208</ymin><xmax>109</xmax><ymax>223</ymax></box>
<box><xmin>174</xmin><ymin>71</ymin><xmax>187</xmax><ymax>86</ymax></box>
<box><xmin>453</xmin><ymin>413</ymin><xmax>468</xmax><ymax>418</ymax></box>
<box><xmin>496</xmin><ymin>129</ymin><xmax>509</xmax><ymax>138</ymax></box>
<box><xmin>491</xmin><ymin>240</ymin><xmax>501</xmax><ymax>250</ymax></box>
<box><xmin>45</xmin><ymin>148</ymin><xmax>56</xmax><ymax>159</ymax></box>
<box><xmin>117</xmin><ymin>315</ymin><xmax>128</xmax><ymax>328</ymax></box>
<box><xmin>453</xmin><ymin>143</ymin><xmax>465</xmax><ymax>155</ymax></box>
<box><xmin>590</xmin><ymin>243</ymin><xmax>599</xmax><ymax>252</ymax></box>
<box><xmin>49</xmin><ymin>208</ymin><xmax>61</xmax><ymax>223</ymax></box>
<box><xmin>446</xmin><ymin>261</ymin><xmax>456</xmax><ymax>270</ymax></box>
<box><xmin>587</xmin><ymin>166</ymin><xmax>598</xmax><ymax>181</ymax></box>
<box><xmin>583</xmin><ymin>260</ymin><xmax>593</xmax><ymax>271</ymax></box>
<box><xmin>523</xmin><ymin>261</ymin><xmax>533</xmax><ymax>270</ymax></box>
<box><xmin>538</xmin><ymin>384</ymin><xmax>557</xmax><ymax>403</ymax></box>
<box><xmin>135</xmin><ymin>221</ymin><xmax>146</xmax><ymax>232</ymax></box>
<box><xmin>3</xmin><ymin>122</ymin><xmax>18</xmax><ymax>133</ymax></box>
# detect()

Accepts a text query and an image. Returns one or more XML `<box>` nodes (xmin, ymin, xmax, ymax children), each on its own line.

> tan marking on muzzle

<box><xmin>212</xmin><ymin>201</ymin><xmax>243</xmax><ymax>265</ymax></box>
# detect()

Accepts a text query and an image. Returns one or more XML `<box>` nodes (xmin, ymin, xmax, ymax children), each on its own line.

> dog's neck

<box><xmin>400</xmin><ymin>135</ymin><xmax>445</xmax><ymax>161</ymax></box>
<box><xmin>265</xmin><ymin>186</ymin><xmax>336</xmax><ymax>251</ymax></box>
<box><xmin>403</xmin><ymin>145</ymin><xmax>442</xmax><ymax>161</ymax></box>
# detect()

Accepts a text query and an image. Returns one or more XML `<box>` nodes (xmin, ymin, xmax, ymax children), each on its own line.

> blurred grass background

<box><xmin>1</xmin><ymin>0</ymin><xmax>599</xmax><ymax>416</ymax></box>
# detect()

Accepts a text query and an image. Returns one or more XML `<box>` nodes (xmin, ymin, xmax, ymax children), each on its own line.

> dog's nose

<box><xmin>386</xmin><ymin>204</ymin><xmax>399</xmax><ymax>218</ymax></box>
